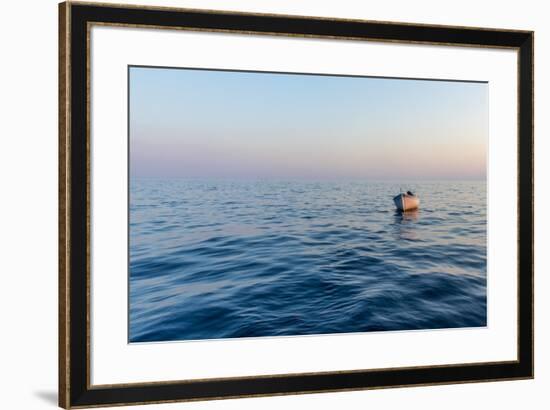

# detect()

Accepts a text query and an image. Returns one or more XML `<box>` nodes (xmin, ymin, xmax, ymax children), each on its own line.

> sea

<box><xmin>129</xmin><ymin>179</ymin><xmax>487</xmax><ymax>342</ymax></box>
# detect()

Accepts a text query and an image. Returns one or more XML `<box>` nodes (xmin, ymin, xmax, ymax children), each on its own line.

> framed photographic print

<box><xmin>59</xmin><ymin>1</ymin><xmax>534</xmax><ymax>408</ymax></box>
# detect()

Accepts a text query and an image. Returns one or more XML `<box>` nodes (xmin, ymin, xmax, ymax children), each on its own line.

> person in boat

<box><xmin>406</xmin><ymin>190</ymin><xmax>414</xmax><ymax>196</ymax></box>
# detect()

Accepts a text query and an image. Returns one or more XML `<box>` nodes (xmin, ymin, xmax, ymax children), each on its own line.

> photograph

<box><xmin>52</xmin><ymin>2</ymin><xmax>534</xmax><ymax>407</ymax></box>
<box><xmin>128</xmin><ymin>66</ymin><xmax>488</xmax><ymax>343</ymax></box>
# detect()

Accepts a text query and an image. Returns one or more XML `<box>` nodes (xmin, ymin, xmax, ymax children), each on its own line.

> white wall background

<box><xmin>0</xmin><ymin>0</ymin><xmax>545</xmax><ymax>409</ymax></box>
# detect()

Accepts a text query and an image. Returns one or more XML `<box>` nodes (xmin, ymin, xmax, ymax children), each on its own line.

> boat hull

<box><xmin>393</xmin><ymin>193</ymin><xmax>419</xmax><ymax>212</ymax></box>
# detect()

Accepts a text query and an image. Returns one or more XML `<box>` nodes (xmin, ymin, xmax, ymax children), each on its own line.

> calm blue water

<box><xmin>129</xmin><ymin>180</ymin><xmax>486</xmax><ymax>342</ymax></box>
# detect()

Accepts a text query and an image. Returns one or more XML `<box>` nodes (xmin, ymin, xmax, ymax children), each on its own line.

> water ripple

<box><xmin>129</xmin><ymin>180</ymin><xmax>486</xmax><ymax>342</ymax></box>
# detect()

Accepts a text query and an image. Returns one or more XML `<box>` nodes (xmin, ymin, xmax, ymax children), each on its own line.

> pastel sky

<box><xmin>129</xmin><ymin>66</ymin><xmax>487</xmax><ymax>180</ymax></box>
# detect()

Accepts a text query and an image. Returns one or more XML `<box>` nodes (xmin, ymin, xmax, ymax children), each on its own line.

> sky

<box><xmin>129</xmin><ymin>66</ymin><xmax>487</xmax><ymax>180</ymax></box>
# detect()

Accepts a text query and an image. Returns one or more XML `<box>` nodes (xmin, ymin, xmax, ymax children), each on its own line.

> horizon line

<box><xmin>129</xmin><ymin>176</ymin><xmax>486</xmax><ymax>182</ymax></box>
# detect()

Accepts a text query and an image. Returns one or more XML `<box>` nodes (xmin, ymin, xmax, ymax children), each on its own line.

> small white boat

<box><xmin>393</xmin><ymin>191</ymin><xmax>419</xmax><ymax>212</ymax></box>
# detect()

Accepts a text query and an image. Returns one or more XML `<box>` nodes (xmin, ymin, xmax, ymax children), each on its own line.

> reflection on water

<box><xmin>398</xmin><ymin>209</ymin><xmax>419</xmax><ymax>222</ymax></box>
<box><xmin>393</xmin><ymin>210</ymin><xmax>420</xmax><ymax>241</ymax></box>
<box><xmin>129</xmin><ymin>180</ymin><xmax>487</xmax><ymax>342</ymax></box>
